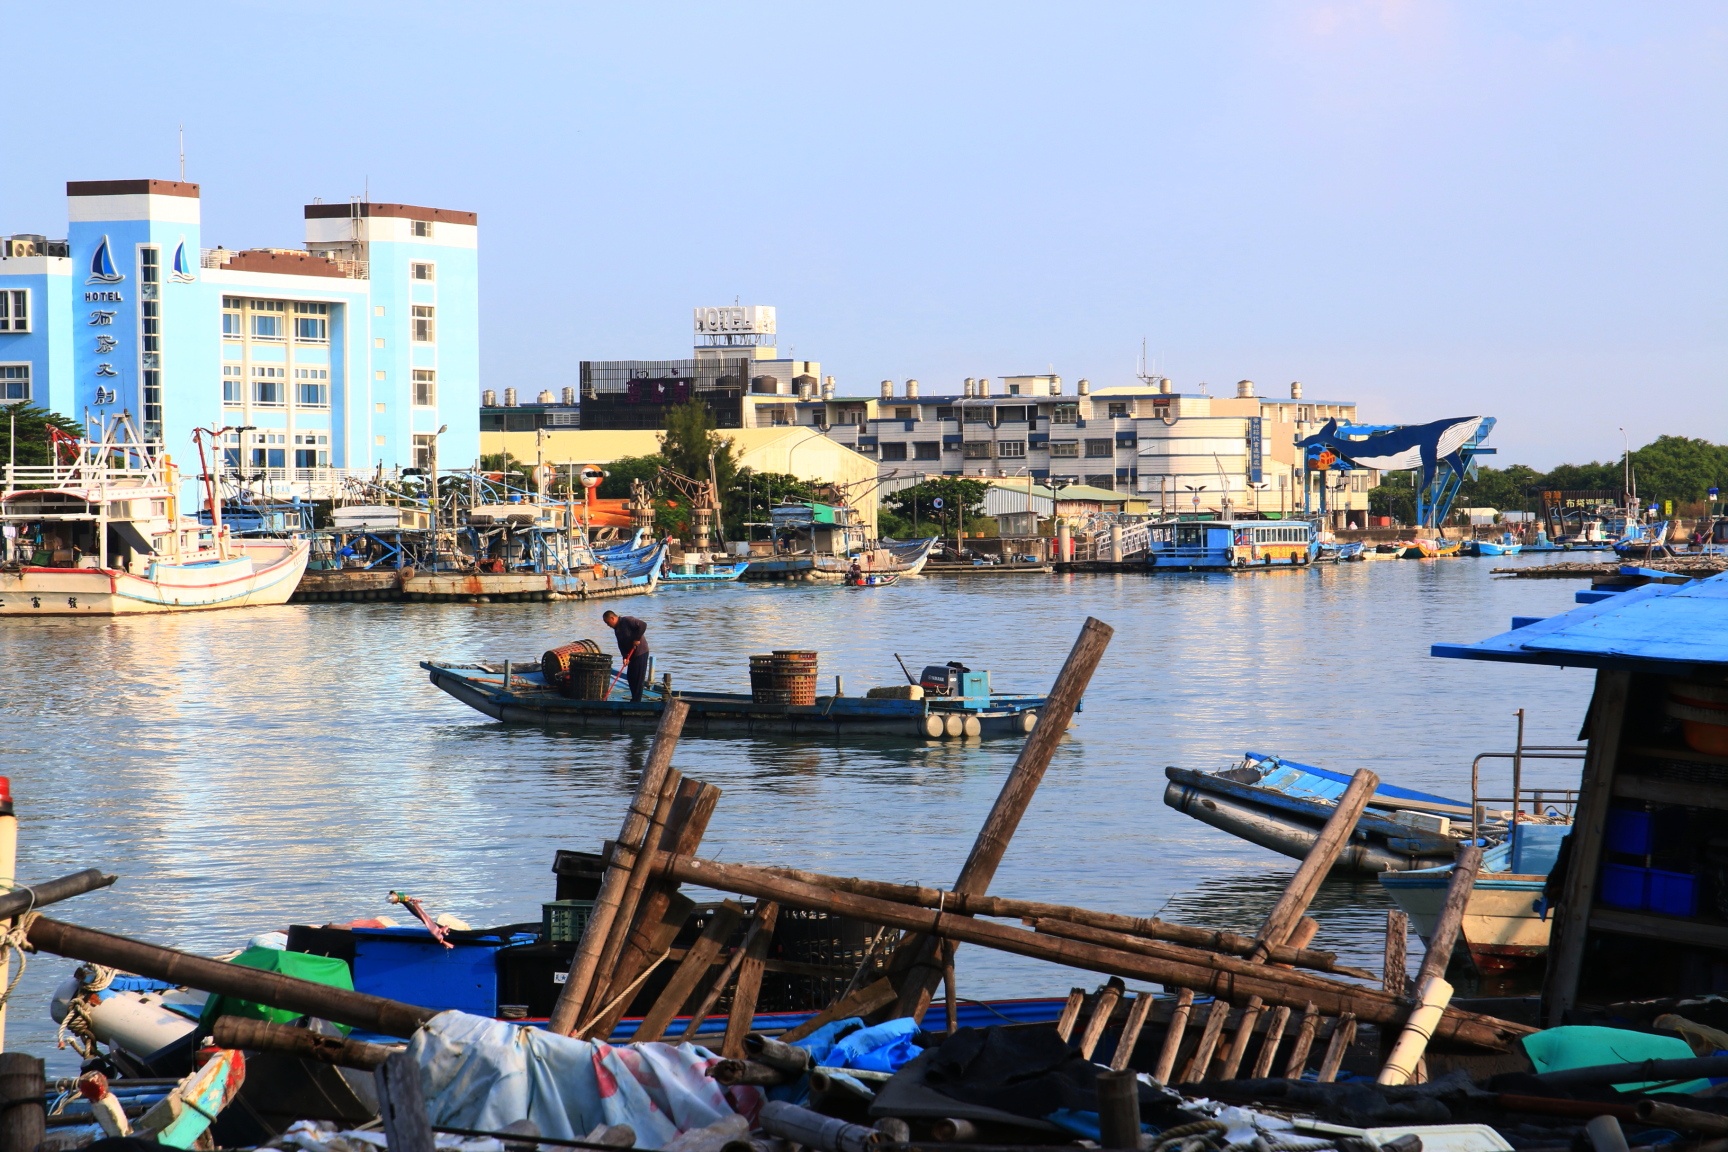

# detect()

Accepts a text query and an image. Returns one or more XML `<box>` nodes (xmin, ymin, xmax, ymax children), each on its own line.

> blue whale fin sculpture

<box><xmin>1296</xmin><ymin>415</ymin><xmax>1484</xmax><ymax>494</ymax></box>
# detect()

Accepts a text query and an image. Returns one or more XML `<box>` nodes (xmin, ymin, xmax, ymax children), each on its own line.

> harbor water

<box><xmin>0</xmin><ymin>555</ymin><xmax>1593</xmax><ymax>1068</ymax></box>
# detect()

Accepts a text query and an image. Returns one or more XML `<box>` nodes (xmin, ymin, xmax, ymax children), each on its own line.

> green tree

<box><xmin>0</xmin><ymin>405</ymin><xmax>82</xmax><ymax>467</ymax></box>
<box><xmin>596</xmin><ymin>454</ymin><xmax>667</xmax><ymax>500</ymax></box>
<box><xmin>658</xmin><ymin>401</ymin><xmax>739</xmax><ymax>536</ymax></box>
<box><xmin>1369</xmin><ymin>472</ymin><xmax>1416</xmax><ymax>525</ymax></box>
<box><xmin>1455</xmin><ymin>464</ymin><xmax>1544</xmax><ymax>514</ymax></box>
<box><xmin>727</xmin><ymin>469</ymin><xmax>817</xmax><ymax>529</ymax></box>
<box><xmin>885</xmin><ymin>477</ymin><xmax>990</xmax><ymax>538</ymax></box>
<box><xmin>1628</xmin><ymin>436</ymin><xmax>1728</xmax><ymax>506</ymax></box>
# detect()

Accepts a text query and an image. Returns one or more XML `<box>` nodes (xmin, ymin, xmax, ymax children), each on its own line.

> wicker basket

<box><xmin>749</xmin><ymin>651</ymin><xmax>818</xmax><ymax>705</ymax></box>
<box><xmin>544</xmin><ymin>640</ymin><xmax>613</xmax><ymax>700</ymax></box>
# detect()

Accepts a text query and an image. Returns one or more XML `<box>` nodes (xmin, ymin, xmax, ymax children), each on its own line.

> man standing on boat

<box><xmin>603</xmin><ymin>610</ymin><xmax>651</xmax><ymax>703</ymax></box>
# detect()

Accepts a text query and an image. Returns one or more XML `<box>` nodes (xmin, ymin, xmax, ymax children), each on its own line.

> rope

<box><xmin>0</xmin><ymin>907</ymin><xmax>42</xmax><ymax>1018</ymax></box>
<box><xmin>51</xmin><ymin>945</ymin><xmax>118</xmax><ymax>1060</ymax></box>
<box><xmin>1149</xmin><ymin>1120</ymin><xmax>1228</xmax><ymax>1152</ymax></box>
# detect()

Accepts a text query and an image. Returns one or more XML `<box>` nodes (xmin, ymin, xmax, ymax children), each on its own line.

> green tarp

<box><xmin>198</xmin><ymin>946</ymin><xmax>354</xmax><ymax>1033</ymax></box>
<box><xmin>1522</xmin><ymin>1025</ymin><xmax>1707</xmax><ymax>1094</ymax></box>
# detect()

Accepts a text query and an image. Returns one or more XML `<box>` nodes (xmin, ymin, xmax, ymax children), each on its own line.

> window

<box><xmin>251</xmin><ymin>312</ymin><xmax>282</xmax><ymax>340</ymax></box>
<box><xmin>1007</xmin><ymin>384</ymin><xmax>1021</xmax><ymax>395</ymax></box>
<box><xmin>412</xmin><ymin>305</ymin><xmax>435</xmax><ymax>342</ymax></box>
<box><xmin>1050</xmin><ymin>441</ymin><xmax>1079</xmax><ymax>458</ymax></box>
<box><xmin>0</xmin><ymin>364</ymin><xmax>29</xmax><ymax>400</ymax></box>
<box><xmin>836</xmin><ymin>408</ymin><xmax>862</xmax><ymax>425</ymax></box>
<box><xmin>0</xmin><ymin>290</ymin><xmax>28</xmax><ymax>332</ymax></box>
<box><xmin>222</xmin><ymin>309</ymin><xmax>241</xmax><ymax>337</ymax></box>
<box><xmin>293</xmin><ymin>436</ymin><xmax>330</xmax><ymax>469</ymax></box>
<box><xmin>880</xmin><ymin>442</ymin><xmax>907</xmax><ymax>461</ymax></box>
<box><xmin>1116</xmin><ymin>433</ymin><xmax>1138</xmax><ymax>449</ymax></box>
<box><xmin>222</xmin><ymin>365</ymin><xmax>243</xmax><ymax>405</ymax></box>
<box><xmin>996</xmin><ymin>406</ymin><xmax>1027</xmax><ymax>423</ymax></box>
<box><xmin>1052</xmin><ymin>404</ymin><xmax>1079</xmax><ymax>424</ymax></box>
<box><xmin>893</xmin><ymin>407</ymin><xmax>912</xmax><ymax>420</ymax></box>
<box><xmin>935</xmin><ymin>406</ymin><xmax>955</xmax><ymax>421</ymax></box>
<box><xmin>412</xmin><ymin>369</ymin><xmax>436</xmax><ymax>406</ymax></box>
<box><xmin>962</xmin><ymin>441</ymin><xmax>992</xmax><ymax>459</ymax></box>
<box><xmin>411</xmin><ymin>262</ymin><xmax>435</xmax><ymax>281</ymax></box>
<box><xmin>1108</xmin><ymin>402</ymin><xmax>1129</xmax><ymax>418</ymax></box>
<box><xmin>914</xmin><ymin>442</ymin><xmax>941</xmax><ymax>460</ymax></box>
<box><xmin>295</xmin><ymin>367</ymin><xmax>329</xmax><ymax>407</ymax></box>
<box><xmin>998</xmin><ymin>440</ymin><xmax>1026</xmax><ymax>458</ymax></box>
<box><xmin>854</xmin><ymin>440</ymin><xmax>877</xmax><ymax>455</ymax></box>
<box><xmin>1085</xmin><ymin>475</ymin><xmax>1116</xmax><ymax>490</ymax></box>
<box><xmin>252</xmin><ymin>365</ymin><xmax>285</xmax><ymax>405</ymax></box>
<box><xmin>412</xmin><ymin>220</ymin><xmax>433</xmax><ymax>238</ymax></box>
<box><xmin>1085</xmin><ymin>438</ymin><xmax>1113</xmax><ymax>458</ymax></box>
<box><xmin>143</xmin><ymin>369</ymin><xmax>162</xmax><ymax>437</ymax></box>
<box><xmin>963</xmin><ymin>407</ymin><xmax>990</xmax><ymax>423</ymax></box>
<box><xmin>294</xmin><ymin>302</ymin><xmax>328</xmax><ymax>342</ymax></box>
<box><xmin>139</xmin><ymin>247</ymin><xmax>158</xmax><ymax>284</ymax></box>
<box><xmin>412</xmin><ymin>434</ymin><xmax>434</xmax><ymax>470</ymax></box>
<box><xmin>142</xmin><ymin>301</ymin><xmax>159</xmax><ymax>351</ymax></box>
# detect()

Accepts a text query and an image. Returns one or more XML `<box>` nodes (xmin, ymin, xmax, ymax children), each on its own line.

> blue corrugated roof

<box><xmin>1431</xmin><ymin>571</ymin><xmax>1728</xmax><ymax>674</ymax></box>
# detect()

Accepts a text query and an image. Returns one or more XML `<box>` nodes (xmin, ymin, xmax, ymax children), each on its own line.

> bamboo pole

<box><xmin>1077</xmin><ymin>980</ymin><xmax>1124</xmax><ymax>1060</ymax></box>
<box><xmin>211</xmin><ymin>1017</ymin><xmax>394</xmax><ymax>1070</ymax></box>
<box><xmin>590</xmin><ymin>779</ymin><xmax>722</xmax><ymax>1037</ymax></box>
<box><xmin>1415</xmin><ymin>844</ymin><xmax>1484</xmax><ymax>987</ymax></box>
<box><xmin>1055</xmin><ymin>988</ymin><xmax>1086</xmax><ymax>1041</ymax></box>
<box><xmin>633</xmin><ymin>900</ymin><xmax>746</xmax><ymax>1043</ymax></box>
<box><xmin>722</xmin><ymin>902</ymin><xmax>779</xmax><ymax>1058</ymax></box>
<box><xmin>1316</xmin><ymin>1012</ymin><xmax>1357</xmax><ymax>1082</ymax></box>
<box><xmin>26</xmin><ymin>917</ymin><xmax>435</xmax><ymax>1037</ymax></box>
<box><xmin>1254</xmin><ymin>770</ymin><xmax>1380</xmax><ymax>954</ymax></box>
<box><xmin>1384</xmin><ymin>910</ymin><xmax>1409</xmax><ymax>997</ymax></box>
<box><xmin>941</xmin><ymin>940</ymin><xmax>958</xmax><ymax>1035</ymax></box>
<box><xmin>1378</xmin><ymin>977</ymin><xmax>1453</xmax><ymax>1086</ymax></box>
<box><xmin>1251</xmin><ymin>1006</ymin><xmax>1292</xmax><ymax>1078</ymax></box>
<box><xmin>1222</xmin><ymin>917</ymin><xmax>1319</xmax><ymax>1079</ymax></box>
<box><xmin>1110</xmin><ymin>992</ymin><xmax>1155</xmax><ymax>1072</ymax></box>
<box><xmin>1151</xmin><ymin>989</ymin><xmax>1194</xmax><ymax>1084</ymax></box>
<box><xmin>681</xmin><ymin>919</ymin><xmax>760</xmax><ymax>1041</ymax></box>
<box><xmin>759</xmin><ymin>864</ymin><xmax>1364</xmax><ymax>977</ymax></box>
<box><xmin>1029</xmin><ymin>918</ymin><xmax>1369</xmax><ymax>998</ymax></box>
<box><xmin>651</xmin><ymin>853</ymin><xmax>1532</xmax><ymax>1050</ymax></box>
<box><xmin>583</xmin><ymin>768</ymin><xmax>683</xmax><ymax>1023</ymax></box>
<box><xmin>1282</xmin><ymin>1003</ymin><xmax>1320</xmax><ymax>1077</ymax></box>
<box><xmin>892</xmin><ymin>617</ymin><xmax>1115</xmax><ymax>1016</ymax></box>
<box><xmin>549</xmin><ymin>699</ymin><xmax>690</xmax><ymax>1034</ymax></box>
<box><xmin>1181</xmin><ymin>1000</ymin><xmax>1231</xmax><ymax>1083</ymax></box>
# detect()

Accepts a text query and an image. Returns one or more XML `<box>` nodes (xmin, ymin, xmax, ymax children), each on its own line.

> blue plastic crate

<box><xmin>1599</xmin><ymin>863</ymin><xmax>1648</xmax><ymax>910</ymax></box>
<box><xmin>1647</xmin><ymin>869</ymin><xmax>1698</xmax><ymax>917</ymax></box>
<box><xmin>351</xmin><ymin>927</ymin><xmax>532</xmax><ymax>1017</ymax></box>
<box><xmin>1606</xmin><ymin>809</ymin><xmax>1653</xmax><ymax>856</ymax></box>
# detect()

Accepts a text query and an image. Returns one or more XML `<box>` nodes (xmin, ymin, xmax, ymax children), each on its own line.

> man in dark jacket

<box><xmin>602</xmin><ymin>610</ymin><xmax>651</xmax><ymax>702</ymax></box>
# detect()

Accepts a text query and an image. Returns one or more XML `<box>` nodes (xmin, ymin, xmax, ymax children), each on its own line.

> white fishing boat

<box><xmin>0</xmin><ymin>414</ymin><xmax>308</xmax><ymax>616</ymax></box>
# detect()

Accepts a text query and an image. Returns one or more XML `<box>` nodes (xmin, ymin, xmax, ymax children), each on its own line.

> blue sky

<box><xmin>4</xmin><ymin>1</ymin><xmax>1721</xmax><ymax>468</ymax></box>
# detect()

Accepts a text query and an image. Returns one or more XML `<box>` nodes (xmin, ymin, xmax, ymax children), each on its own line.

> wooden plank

<box><xmin>1180</xmin><ymin>999</ymin><xmax>1231</xmax><ymax>1083</ymax></box>
<box><xmin>549</xmin><ymin>699</ymin><xmax>689</xmax><ymax>1033</ymax></box>
<box><xmin>1316</xmin><ymin>1012</ymin><xmax>1357</xmax><ymax>1083</ymax></box>
<box><xmin>722</xmin><ymin>902</ymin><xmax>780</xmax><ymax>1059</ymax></box>
<box><xmin>1077</xmin><ymin>980</ymin><xmax>1124</xmax><ymax>1060</ymax></box>
<box><xmin>1282</xmin><ymin>1002</ymin><xmax>1320</xmax><ymax>1078</ymax></box>
<box><xmin>779</xmin><ymin>977</ymin><xmax>898</xmax><ymax>1044</ymax></box>
<box><xmin>633</xmin><ymin>900</ymin><xmax>746</xmax><ymax>1043</ymax></box>
<box><xmin>1055</xmin><ymin>987</ymin><xmax>1086</xmax><ymax>1041</ymax></box>
<box><xmin>891</xmin><ymin>617</ymin><xmax>1115</xmax><ymax>1017</ymax></box>
<box><xmin>375</xmin><ymin>1050</ymin><xmax>435</xmax><ymax>1152</ymax></box>
<box><xmin>1384</xmin><ymin>910</ymin><xmax>1409</xmax><ymax>997</ymax></box>
<box><xmin>1110</xmin><ymin>992</ymin><xmax>1155</xmax><ymax>1072</ymax></box>
<box><xmin>0</xmin><ymin>1053</ymin><xmax>44</xmax><ymax>1152</ymax></box>
<box><xmin>1544</xmin><ymin>669</ymin><xmax>1630</xmax><ymax>1026</ymax></box>
<box><xmin>1589</xmin><ymin>908</ymin><xmax>1728</xmax><ymax>952</ymax></box>
<box><xmin>1255</xmin><ymin>770</ymin><xmax>1380</xmax><ymax>951</ymax></box>
<box><xmin>941</xmin><ymin>940</ymin><xmax>959</xmax><ymax>1036</ymax></box>
<box><xmin>1151</xmin><ymin>988</ymin><xmax>1193</xmax><ymax>1084</ymax></box>
<box><xmin>1217</xmin><ymin>1001</ymin><xmax>1264</xmax><ymax>1079</ymax></box>
<box><xmin>1251</xmin><ymin>1005</ymin><xmax>1292</xmax><ymax>1078</ymax></box>
<box><xmin>1613</xmin><ymin>773</ymin><xmax>1728</xmax><ymax>812</ymax></box>
<box><xmin>1095</xmin><ymin>1069</ymin><xmax>1141</xmax><ymax>1151</ymax></box>
<box><xmin>581</xmin><ymin>767</ymin><xmax>684</xmax><ymax>1027</ymax></box>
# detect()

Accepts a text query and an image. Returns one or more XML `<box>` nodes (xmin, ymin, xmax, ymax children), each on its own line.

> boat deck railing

<box><xmin>1469</xmin><ymin>708</ymin><xmax>1586</xmax><ymax>823</ymax></box>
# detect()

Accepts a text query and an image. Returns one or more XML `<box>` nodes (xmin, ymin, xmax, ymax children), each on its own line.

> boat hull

<box><xmin>1162</xmin><ymin>779</ymin><xmax>1450</xmax><ymax>873</ymax></box>
<box><xmin>1378</xmin><ymin>870</ymin><xmax>1550</xmax><ymax>970</ymax></box>
<box><xmin>0</xmin><ymin>539</ymin><xmax>308</xmax><ymax>616</ymax></box>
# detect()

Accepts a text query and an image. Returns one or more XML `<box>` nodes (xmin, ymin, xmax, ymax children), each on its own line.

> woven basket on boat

<box><xmin>749</xmin><ymin>651</ymin><xmax>818</xmax><ymax>706</ymax></box>
<box><xmin>543</xmin><ymin>640</ymin><xmax>613</xmax><ymax>700</ymax></box>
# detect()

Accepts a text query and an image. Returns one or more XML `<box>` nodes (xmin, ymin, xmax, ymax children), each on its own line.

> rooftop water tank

<box><xmin>504</xmin><ymin>388</ymin><xmax>519</xmax><ymax>407</ymax></box>
<box><xmin>906</xmin><ymin>379</ymin><xmax>920</xmax><ymax>398</ymax></box>
<box><xmin>1237</xmin><ymin>380</ymin><xmax>1255</xmax><ymax>398</ymax></box>
<box><xmin>880</xmin><ymin>380</ymin><xmax>894</xmax><ymax>399</ymax></box>
<box><xmin>482</xmin><ymin>389</ymin><xmax>497</xmax><ymax>407</ymax></box>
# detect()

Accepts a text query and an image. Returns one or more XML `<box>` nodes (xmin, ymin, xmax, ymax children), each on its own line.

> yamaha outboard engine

<box><xmin>918</xmin><ymin>661</ymin><xmax>971</xmax><ymax>697</ymax></box>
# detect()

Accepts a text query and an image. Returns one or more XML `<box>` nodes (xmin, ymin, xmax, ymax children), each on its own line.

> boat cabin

<box><xmin>1146</xmin><ymin>518</ymin><xmax>1317</xmax><ymax>571</ymax></box>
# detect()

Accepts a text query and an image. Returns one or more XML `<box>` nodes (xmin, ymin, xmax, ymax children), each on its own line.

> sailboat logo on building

<box><xmin>86</xmin><ymin>235</ymin><xmax>124</xmax><ymax>284</ymax></box>
<box><xmin>171</xmin><ymin>238</ymin><xmax>197</xmax><ymax>283</ymax></box>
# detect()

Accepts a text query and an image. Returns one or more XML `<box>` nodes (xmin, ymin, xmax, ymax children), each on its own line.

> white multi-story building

<box><xmin>796</xmin><ymin>376</ymin><xmax>1372</xmax><ymax>523</ymax></box>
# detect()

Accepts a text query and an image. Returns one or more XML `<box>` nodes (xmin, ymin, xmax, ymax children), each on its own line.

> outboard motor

<box><xmin>919</xmin><ymin>661</ymin><xmax>971</xmax><ymax>697</ymax></box>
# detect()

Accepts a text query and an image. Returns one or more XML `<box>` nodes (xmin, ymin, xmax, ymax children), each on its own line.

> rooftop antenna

<box><xmin>178</xmin><ymin>125</ymin><xmax>185</xmax><ymax>181</ymax></box>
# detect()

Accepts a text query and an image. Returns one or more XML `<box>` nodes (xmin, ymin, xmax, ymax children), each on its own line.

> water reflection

<box><xmin>0</xmin><ymin>555</ymin><xmax>1589</xmax><ymax>1068</ymax></box>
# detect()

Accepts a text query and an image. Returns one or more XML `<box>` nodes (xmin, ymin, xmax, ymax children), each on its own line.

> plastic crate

<box><xmin>543</xmin><ymin>900</ymin><xmax>595</xmax><ymax>944</ymax></box>
<box><xmin>351</xmin><ymin>927</ymin><xmax>533</xmax><ymax>1018</ymax></box>
<box><xmin>1606</xmin><ymin>809</ymin><xmax>1653</xmax><ymax>856</ymax></box>
<box><xmin>1599</xmin><ymin>863</ymin><xmax>1649</xmax><ymax>910</ymax></box>
<box><xmin>1647</xmin><ymin>869</ymin><xmax>1698</xmax><ymax>917</ymax></box>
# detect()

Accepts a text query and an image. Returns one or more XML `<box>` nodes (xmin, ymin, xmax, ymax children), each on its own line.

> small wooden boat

<box><xmin>847</xmin><ymin>571</ymin><xmax>899</xmax><ymax>587</ymax></box>
<box><xmin>1379</xmin><ymin>822</ymin><xmax>1569</xmax><ymax>971</ymax></box>
<box><xmin>661</xmin><ymin>555</ymin><xmax>749</xmax><ymax>585</ymax></box>
<box><xmin>1471</xmin><ymin>537</ymin><xmax>1524</xmax><ymax>557</ymax></box>
<box><xmin>421</xmin><ymin>660</ymin><xmax>1058</xmax><ymax>740</ymax></box>
<box><xmin>1163</xmin><ymin>754</ymin><xmax>1474</xmax><ymax>873</ymax></box>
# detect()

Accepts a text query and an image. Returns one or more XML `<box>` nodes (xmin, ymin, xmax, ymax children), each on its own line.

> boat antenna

<box><xmin>893</xmin><ymin>653</ymin><xmax>917</xmax><ymax>685</ymax></box>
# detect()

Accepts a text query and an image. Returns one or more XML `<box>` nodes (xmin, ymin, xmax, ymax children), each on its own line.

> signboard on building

<box><xmin>1247</xmin><ymin>417</ymin><xmax>1263</xmax><ymax>484</ymax></box>
<box><xmin>694</xmin><ymin>305</ymin><xmax>775</xmax><ymax>336</ymax></box>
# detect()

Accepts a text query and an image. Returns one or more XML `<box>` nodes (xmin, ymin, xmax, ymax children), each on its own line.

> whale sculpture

<box><xmin>1296</xmin><ymin>415</ymin><xmax>1485</xmax><ymax>492</ymax></box>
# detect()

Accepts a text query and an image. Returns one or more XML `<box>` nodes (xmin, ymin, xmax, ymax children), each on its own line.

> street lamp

<box><xmin>1182</xmin><ymin>483</ymin><xmax>1206</xmax><ymax>516</ymax></box>
<box><xmin>1248</xmin><ymin>480</ymin><xmax>1269</xmax><ymax>518</ymax></box>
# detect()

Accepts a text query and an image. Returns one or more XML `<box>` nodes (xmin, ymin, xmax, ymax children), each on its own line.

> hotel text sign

<box><xmin>694</xmin><ymin>305</ymin><xmax>776</xmax><ymax>336</ymax></box>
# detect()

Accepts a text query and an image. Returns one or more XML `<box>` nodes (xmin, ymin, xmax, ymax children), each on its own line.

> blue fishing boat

<box><xmin>847</xmin><ymin>571</ymin><xmax>899</xmax><ymax>587</ymax></box>
<box><xmin>1470</xmin><ymin>535</ymin><xmax>1524</xmax><ymax>556</ymax></box>
<box><xmin>1146</xmin><ymin>520</ymin><xmax>1318</xmax><ymax>571</ymax></box>
<box><xmin>661</xmin><ymin>556</ymin><xmax>749</xmax><ymax>585</ymax></box>
<box><xmin>1163</xmin><ymin>753</ymin><xmax>1473</xmax><ymax>873</ymax></box>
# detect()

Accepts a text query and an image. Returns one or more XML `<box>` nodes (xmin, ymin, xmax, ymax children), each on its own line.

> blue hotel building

<box><xmin>0</xmin><ymin>179</ymin><xmax>478</xmax><ymax>491</ymax></box>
